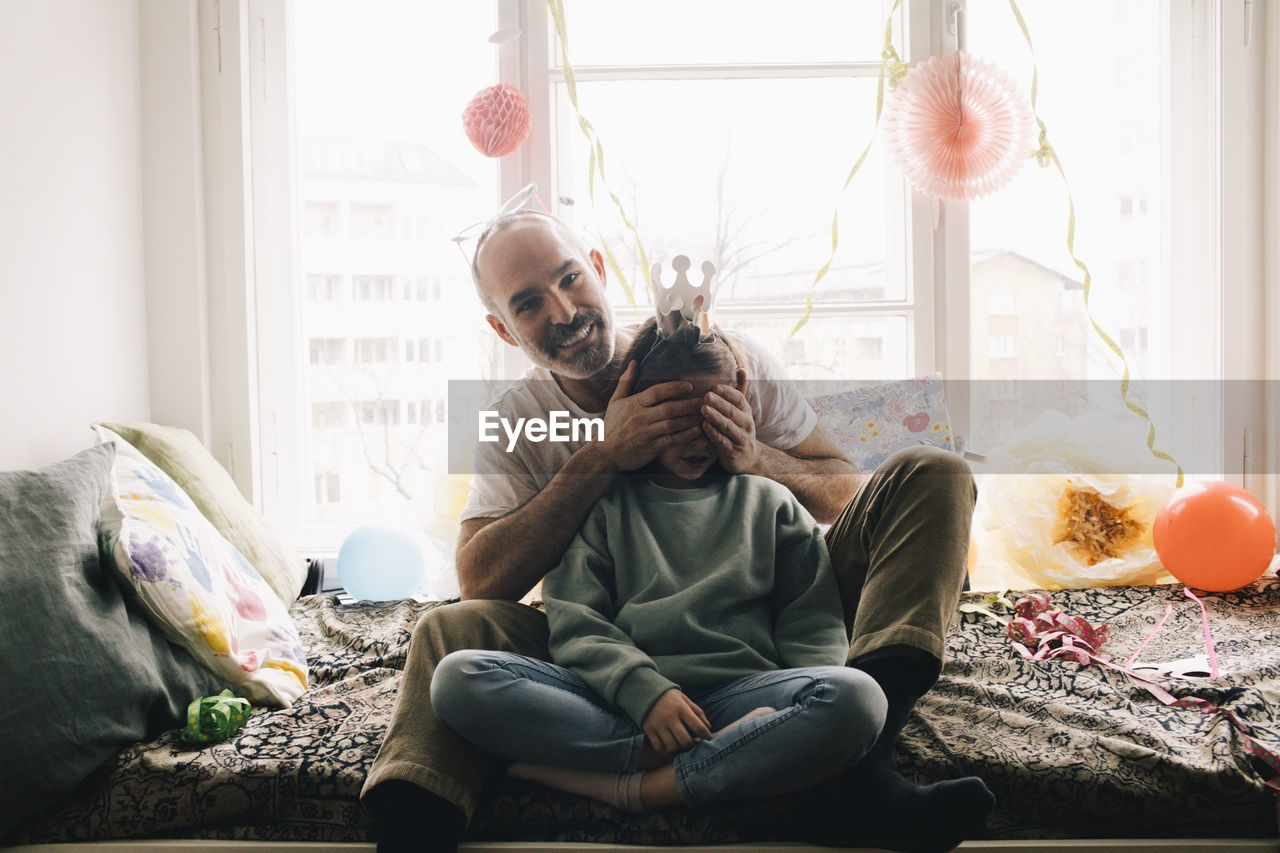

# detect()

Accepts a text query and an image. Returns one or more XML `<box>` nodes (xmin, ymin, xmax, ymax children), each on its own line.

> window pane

<box><xmin>293</xmin><ymin>0</ymin><xmax>501</xmax><ymax>535</ymax></box>
<box><xmin>556</xmin><ymin>77</ymin><xmax>902</xmax><ymax>315</ymax></box>
<box><xmin>556</xmin><ymin>0</ymin><xmax>886</xmax><ymax>66</ymax></box>
<box><xmin>729</xmin><ymin>315</ymin><xmax>909</xmax><ymax>381</ymax></box>
<box><xmin>965</xmin><ymin>0</ymin><xmax>1215</xmax><ymax>459</ymax></box>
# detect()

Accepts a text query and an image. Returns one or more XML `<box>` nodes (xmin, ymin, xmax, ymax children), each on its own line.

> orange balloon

<box><xmin>1153</xmin><ymin>481</ymin><xmax>1277</xmax><ymax>592</ymax></box>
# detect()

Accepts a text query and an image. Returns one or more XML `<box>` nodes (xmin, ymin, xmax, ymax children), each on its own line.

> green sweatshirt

<box><xmin>542</xmin><ymin>473</ymin><xmax>848</xmax><ymax>727</ymax></box>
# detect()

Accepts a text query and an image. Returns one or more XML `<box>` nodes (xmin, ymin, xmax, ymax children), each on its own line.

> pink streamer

<box><xmin>1005</xmin><ymin>593</ymin><xmax>1279</xmax><ymax>789</ymax></box>
<box><xmin>1124</xmin><ymin>604</ymin><xmax>1174</xmax><ymax>670</ymax></box>
<box><xmin>1182</xmin><ymin>588</ymin><xmax>1222</xmax><ymax>678</ymax></box>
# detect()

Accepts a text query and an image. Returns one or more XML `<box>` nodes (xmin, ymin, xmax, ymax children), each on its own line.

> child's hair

<box><xmin>623</xmin><ymin>317</ymin><xmax>742</xmax><ymax>393</ymax></box>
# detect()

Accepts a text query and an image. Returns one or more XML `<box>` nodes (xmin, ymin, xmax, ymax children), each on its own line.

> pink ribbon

<box><xmin>1005</xmin><ymin>589</ymin><xmax>1280</xmax><ymax>790</ymax></box>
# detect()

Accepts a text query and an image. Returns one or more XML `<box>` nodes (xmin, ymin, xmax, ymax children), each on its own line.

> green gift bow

<box><xmin>181</xmin><ymin>689</ymin><xmax>251</xmax><ymax>744</ymax></box>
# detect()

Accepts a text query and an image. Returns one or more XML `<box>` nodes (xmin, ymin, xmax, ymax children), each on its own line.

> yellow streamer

<box><xmin>546</xmin><ymin>0</ymin><xmax>647</xmax><ymax>307</ymax></box>
<box><xmin>1007</xmin><ymin>0</ymin><xmax>1183</xmax><ymax>486</ymax></box>
<box><xmin>790</xmin><ymin>0</ymin><xmax>905</xmax><ymax>337</ymax></box>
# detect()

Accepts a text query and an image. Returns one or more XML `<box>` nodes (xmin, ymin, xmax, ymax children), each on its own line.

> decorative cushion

<box><xmin>93</xmin><ymin>426</ymin><xmax>308</xmax><ymax>707</ymax></box>
<box><xmin>808</xmin><ymin>373</ymin><xmax>954</xmax><ymax>471</ymax></box>
<box><xmin>0</xmin><ymin>444</ymin><xmax>225</xmax><ymax>836</ymax></box>
<box><xmin>96</xmin><ymin>421</ymin><xmax>305</xmax><ymax>604</ymax></box>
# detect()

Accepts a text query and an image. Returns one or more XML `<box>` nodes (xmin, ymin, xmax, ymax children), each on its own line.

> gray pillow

<box><xmin>0</xmin><ymin>444</ymin><xmax>225</xmax><ymax>836</ymax></box>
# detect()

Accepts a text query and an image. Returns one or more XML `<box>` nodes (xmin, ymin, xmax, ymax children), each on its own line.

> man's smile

<box><xmin>555</xmin><ymin>321</ymin><xmax>594</xmax><ymax>350</ymax></box>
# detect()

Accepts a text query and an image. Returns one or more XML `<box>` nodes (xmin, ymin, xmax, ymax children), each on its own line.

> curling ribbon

<box><xmin>791</xmin><ymin>0</ymin><xmax>905</xmax><ymax>338</ymax></box>
<box><xmin>181</xmin><ymin>689</ymin><xmax>251</xmax><ymax>745</ymax></box>
<box><xmin>1007</xmin><ymin>0</ymin><xmax>1184</xmax><ymax>487</ymax></box>
<box><xmin>546</xmin><ymin>0</ymin><xmax>648</xmax><ymax>307</ymax></box>
<box><xmin>999</xmin><ymin>590</ymin><xmax>1280</xmax><ymax>789</ymax></box>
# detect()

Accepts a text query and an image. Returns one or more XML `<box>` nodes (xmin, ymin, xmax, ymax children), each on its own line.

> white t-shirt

<box><xmin>461</xmin><ymin>331</ymin><xmax>817</xmax><ymax>522</ymax></box>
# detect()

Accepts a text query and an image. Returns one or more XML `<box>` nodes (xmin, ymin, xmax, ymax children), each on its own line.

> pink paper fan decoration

<box><xmin>882</xmin><ymin>51</ymin><xmax>1036</xmax><ymax>203</ymax></box>
<box><xmin>462</xmin><ymin>84</ymin><xmax>532</xmax><ymax>158</ymax></box>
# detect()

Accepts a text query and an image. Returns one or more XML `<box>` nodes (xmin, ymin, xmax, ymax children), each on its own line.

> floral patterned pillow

<box><xmin>809</xmin><ymin>373</ymin><xmax>954</xmax><ymax>472</ymax></box>
<box><xmin>93</xmin><ymin>426</ymin><xmax>308</xmax><ymax>707</ymax></box>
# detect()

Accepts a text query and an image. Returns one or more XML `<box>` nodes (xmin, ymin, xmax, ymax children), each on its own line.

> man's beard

<box><xmin>527</xmin><ymin>309</ymin><xmax>614</xmax><ymax>379</ymax></box>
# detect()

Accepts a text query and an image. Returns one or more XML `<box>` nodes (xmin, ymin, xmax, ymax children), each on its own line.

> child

<box><xmin>431</xmin><ymin>316</ymin><xmax>887</xmax><ymax>813</ymax></box>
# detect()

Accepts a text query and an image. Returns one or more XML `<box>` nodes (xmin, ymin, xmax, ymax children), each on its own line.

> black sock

<box><xmin>365</xmin><ymin>780</ymin><xmax>466</xmax><ymax>853</ymax></box>
<box><xmin>816</xmin><ymin>655</ymin><xmax>994</xmax><ymax>852</ymax></box>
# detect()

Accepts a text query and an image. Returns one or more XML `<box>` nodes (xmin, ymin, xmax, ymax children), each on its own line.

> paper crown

<box><xmin>649</xmin><ymin>255</ymin><xmax>716</xmax><ymax>339</ymax></box>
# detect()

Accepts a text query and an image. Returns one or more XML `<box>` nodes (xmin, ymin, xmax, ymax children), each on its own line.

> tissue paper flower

<box><xmin>462</xmin><ymin>84</ymin><xmax>532</xmax><ymax>158</ymax></box>
<box><xmin>882</xmin><ymin>51</ymin><xmax>1036</xmax><ymax>203</ymax></box>
<box><xmin>978</xmin><ymin>412</ymin><xmax>1177</xmax><ymax>589</ymax></box>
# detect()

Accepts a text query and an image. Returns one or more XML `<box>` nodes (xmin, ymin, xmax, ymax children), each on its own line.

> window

<box><xmin>358</xmin><ymin>400</ymin><xmax>401</xmax><ymax>425</ymax></box>
<box><xmin>307</xmin><ymin>274</ymin><xmax>341</xmax><ymax>301</ymax></box>
<box><xmin>990</xmin><ymin>379</ymin><xmax>1019</xmax><ymax>401</ymax></box>
<box><xmin>987</xmin><ymin>292</ymin><xmax>1017</xmax><ymax>316</ymax></box>
<box><xmin>400</xmin><ymin>213</ymin><xmax>433</xmax><ymax>242</ymax></box>
<box><xmin>304</xmin><ymin>202</ymin><xmax>339</xmax><ymax>237</ymax></box>
<box><xmin>988</xmin><ymin>335</ymin><xmax>1018</xmax><ymax>359</ymax></box>
<box><xmin>1118</xmin><ymin>193</ymin><xmax>1148</xmax><ymax>217</ymax></box>
<box><xmin>312</xmin><ymin>402</ymin><xmax>348</xmax><ymax>429</ymax></box>
<box><xmin>351</xmin><ymin>203</ymin><xmax>395</xmax><ymax>238</ymax></box>
<box><xmin>352</xmin><ymin>276</ymin><xmax>394</xmax><ymax>302</ymax></box>
<box><xmin>237</xmin><ymin>0</ymin><xmax>1272</xmax><ymax>552</ymax></box>
<box><xmin>315</xmin><ymin>472</ymin><xmax>341</xmax><ymax>505</ymax></box>
<box><xmin>354</xmin><ymin>337</ymin><xmax>397</xmax><ymax>364</ymax></box>
<box><xmin>960</xmin><ymin>0</ymin><xmax>1246</xmax><ymax>470</ymax></box>
<box><xmin>1121</xmin><ymin>327</ymin><xmax>1149</xmax><ymax>352</ymax></box>
<box><xmin>309</xmin><ymin>338</ymin><xmax>346</xmax><ymax>366</ymax></box>
<box><xmin>854</xmin><ymin>337</ymin><xmax>883</xmax><ymax>361</ymax></box>
<box><xmin>539</xmin><ymin>1</ymin><xmax>916</xmax><ymax>383</ymax></box>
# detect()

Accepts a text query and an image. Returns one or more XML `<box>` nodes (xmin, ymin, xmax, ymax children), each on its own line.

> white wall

<box><xmin>0</xmin><ymin>0</ymin><xmax>150</xmax><ymax>470</ymax></box>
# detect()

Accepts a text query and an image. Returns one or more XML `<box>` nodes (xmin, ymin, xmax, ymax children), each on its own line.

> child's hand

<box><xmin>642</xmin><ymin>688</ymin><xmax>713</xmax><ymax>757</ymax></box>
<box><xmin>702</xmin><ymin>368</ymin><xmax>759</xmax><ymax>474</ymax></box>
<box><xmin>601</xmin><ymin>361</ymin><xmax>704</xmax><ymax>472</ymax></box>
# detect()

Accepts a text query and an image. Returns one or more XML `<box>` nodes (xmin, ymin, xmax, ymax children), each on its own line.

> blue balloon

<box><xmin>337</xmin><ymin>525</ymin><xmax>424</xmax><ymax>602</ymax></box>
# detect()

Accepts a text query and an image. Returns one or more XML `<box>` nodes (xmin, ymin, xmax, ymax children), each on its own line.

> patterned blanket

<box><xmin>10</xmin><ymin>580</ymin><xmax>1280</xmax><ymax>844</ymax></box>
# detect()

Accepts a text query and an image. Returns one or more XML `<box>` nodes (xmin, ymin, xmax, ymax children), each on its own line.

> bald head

<box><xmin>471</xmin><ymin>211</ymin><xmax>592</xmax><ymax>316</ymax></box>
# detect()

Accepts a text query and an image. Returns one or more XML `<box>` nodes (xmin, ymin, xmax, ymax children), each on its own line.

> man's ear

<box><xmin>589</xmin><ymin>248</ymin><xmax>607</xmax><ymax>284</ymax></box>
<box><xmin>486</xmin><ymin>314</ymin><xmax>520</xmax><ymax>348</ymax></box>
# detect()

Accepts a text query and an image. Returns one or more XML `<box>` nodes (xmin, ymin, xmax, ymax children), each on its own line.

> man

<box><xmin>362</xmin><ymin>211</ymin><xmax>992</xmax><ymax>852</ymax></box>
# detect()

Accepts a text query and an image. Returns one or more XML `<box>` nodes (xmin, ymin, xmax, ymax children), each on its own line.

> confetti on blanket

<box><xmin>9</xmin><ymin>581</ymin><xmax>1280</xmax><ymax>845</ymax></box>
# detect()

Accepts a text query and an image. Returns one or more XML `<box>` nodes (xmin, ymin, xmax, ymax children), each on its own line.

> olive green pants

<box><xmin>360</xmin><ymin>445</ymin><xmax>975</xmax><ymax>821</ymax></box>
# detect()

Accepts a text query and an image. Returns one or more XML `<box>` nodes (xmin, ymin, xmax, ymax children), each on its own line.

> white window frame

<box><xmin>181</xmin><ymin>0</ymin><xmax>1277</xmax><ymax>555</ymax></box>
<box><xmin>497</xmin><ymin>0</ymin><xmax>937</xmax><ymax>381</ymax></box>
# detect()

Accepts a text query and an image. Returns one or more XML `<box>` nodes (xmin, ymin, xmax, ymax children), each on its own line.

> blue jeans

<box><xmin>432</xmin><ymin>650</ymin><xmax>886</xmax><ymax>807</ymax></box>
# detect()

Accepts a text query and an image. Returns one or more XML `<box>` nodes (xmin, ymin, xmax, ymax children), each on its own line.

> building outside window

<box><xmin>351</xmin><ymin>203</ymin><xmax>395</xmax><ymax>238</ymax></box>
<box><xmin>309</xmin><ymin>338</ymin><xmax>346</xmax><ymax>366</ymax></box>
<box><xmin>312</xmin><ymin>402</ymin><xmax>348</xmax><ymax>430</ymax></box>
<box><xmin>352</xmin><ymin>275</ymin><xmax>395</xmax><ymax>302</ymax></box>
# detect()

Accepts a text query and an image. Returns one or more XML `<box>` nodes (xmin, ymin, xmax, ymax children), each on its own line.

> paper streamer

<box><xmin>546</xmin><ymin>0</ymin><xmax>648</xmax><ymax>307</ymax></box>
<box><xmin>989</xmin><ymin>589</ymin><xmax>1280</xmax><ymax>789</ymax></box>
<box><xmin>181</xmin><ymin>689</ymin><xmax>251</xmax><ymax>745</ymax></box>
<box><xmin>1007</xmin><ymin>0</ymin><xmax>1184</xmax><ymax>487</ymax></box>
<box><xmin>791</xmin><ymin>0</ymin><xmax>906</xmax><ymax>338</ymax></box>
